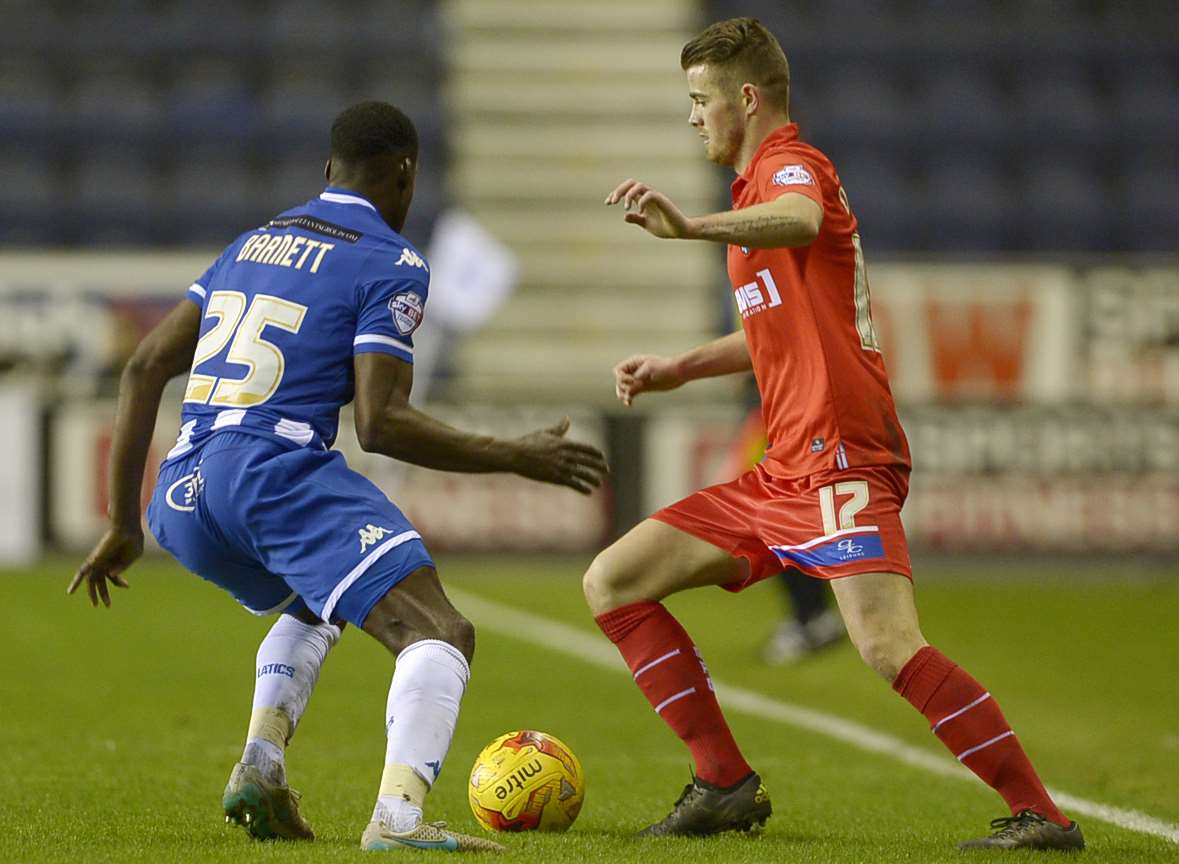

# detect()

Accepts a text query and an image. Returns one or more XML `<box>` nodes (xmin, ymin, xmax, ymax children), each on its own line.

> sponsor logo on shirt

<box><xmin>395</xmin><ymin>247</ymin><xmax>429</xmax><ymax>271</ymax></box>
<box><xmin>810</xmin><ymin>437</ymin><xmax>826</xmax><ymax>453</ymax></box>
<box><xmin>358</xmin><ymin>523</ymin><xmax>394</xmax><ymax>553</ymax></box>
<box><xmin>165</xmin><ymin>467</ymin><xmax>204</xmax><ymax>512</ymax></box>
<box><xmin>388</xmin><ymin>292</ymin><xmax>424</xmax><ymax>336</ymax></box>
<box><xmin>772</xmin><ymin>164</ymin><xmax>815</xmax><ymax>187</ymax></box>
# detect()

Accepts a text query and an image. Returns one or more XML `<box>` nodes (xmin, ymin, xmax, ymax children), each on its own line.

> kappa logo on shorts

<box><xmin>358</xmin><ymin>523</ymin><xmax>394</xmax><ymax>553</ymax></box>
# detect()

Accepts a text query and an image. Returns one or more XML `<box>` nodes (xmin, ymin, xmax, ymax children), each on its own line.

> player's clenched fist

<box><xmin>614</xmin><ymin>354</ymin><xmax>685</xmax><ymax>406</ymax></box>
<box><xmin>605</xmin><ymin>179</ymin><xmax>694</xmax><ymax>240</ymax></box>
<box><xmin>513</xmin><ymin>417</ymin><xmax>610</xmax><ymax>495</ymax></box>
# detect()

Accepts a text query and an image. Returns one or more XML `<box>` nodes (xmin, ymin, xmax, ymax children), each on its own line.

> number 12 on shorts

<box><xmin>818</xmin><ymin>480</ymin><xmax>869</xmax><ymax>535</ymax></box>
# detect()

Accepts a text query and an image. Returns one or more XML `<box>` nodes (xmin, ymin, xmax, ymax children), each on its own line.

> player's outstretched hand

<box><xmin>605</xmin><ymin>179</ymin><xmax>693</xmax><ymax>240</ymax></box>
<box><xmin>514</xmin><ymin>417</ymin><xmax>609</xmax><ymax>495</ymax></box>
<box><xmin>68</xmin><ymin>526</ymin><xmax>143</xmax><ymax>607</ymax></box>
<box><xmin>614</xmin><ymin>353</ymin><xmax>683</xmax><ymax>406</ymax></box>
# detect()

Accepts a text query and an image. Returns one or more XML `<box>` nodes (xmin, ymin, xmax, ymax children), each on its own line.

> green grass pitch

<box><xmin>3</xmin><ymin>553</ymin><xmax>1177</xmax><ymax>863</ymax></box>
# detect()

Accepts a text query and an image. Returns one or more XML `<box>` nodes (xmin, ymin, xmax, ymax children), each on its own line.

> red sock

<box><xmin>893</xmin><ymin>646</ymin><xmax>1070</xmax><ymax>827</ymax></box>
<box><xmin>595</xmin><ymin>601</ymin><xmax>752</xmax><ymax>788</ymax></box>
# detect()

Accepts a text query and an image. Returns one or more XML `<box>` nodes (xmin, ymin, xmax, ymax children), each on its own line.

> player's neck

<box><xmin>733</xmin><ymin>112</ymin><xmax>792</xmax><ymax>175</ymax></box>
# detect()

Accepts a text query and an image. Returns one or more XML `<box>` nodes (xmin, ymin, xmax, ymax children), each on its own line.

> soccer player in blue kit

<box><xmin>69</xmin><ymin>101</ymin><xmax>608</xmax><ymax>853</ymax></box>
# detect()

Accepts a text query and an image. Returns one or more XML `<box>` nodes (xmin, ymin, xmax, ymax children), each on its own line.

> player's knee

<box><xmin>582</xmin><ymin>548</ymin><xmax>633</xmax><ymax>615</ymax></box>
<box><xmin>853</xmin><ymin>634</ymin><xmax>906</xmax><ymax>681</ymax></box>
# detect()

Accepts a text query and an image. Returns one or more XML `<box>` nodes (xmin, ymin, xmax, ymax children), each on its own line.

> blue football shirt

<box><xmin>165</xmin><ymin>187</ymin><xmax>428</xmax><ymax>461</ymax></box>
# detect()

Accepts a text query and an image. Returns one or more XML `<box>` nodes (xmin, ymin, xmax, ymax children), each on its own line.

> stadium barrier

<box><xmin>2</xmin><ymin>254</ymin><xmax>1176</xmax><ymax>560</ymax></box>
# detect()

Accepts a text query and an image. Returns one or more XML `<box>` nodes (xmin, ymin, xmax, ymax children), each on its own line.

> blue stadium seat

<box><xmin>1114</xmin><ymin>66</ymin><xmax>1179</xmax><ymax>154</ymax></box>
<box><xmin>807</xmin><ymin>69</ymin><xmax>910</xmax><ymax>154</ymax></box>
<box><xmin>72</xmin><ymin>157</ymin><xmax>165</xmax><ymax>245</ymax></box>
<box><xmin>1019</xmin><ymin>159</ymin><xmax>1112</xmax><ymax>251</ymax></box>
<box><xmin>144</xmin><ymin>0</ymin><xmax>258</xmax><ymax>58</ymax></box>
<box><xmin>170</xmin><ymin>159</ymin><xmax>268</xmax><ymax>244</ymax></box>
<box><xmin>260</xmin><ymin>0</ymin><xmax>350</xmax><ymax>58</ymax></box>
<box><xmin>257</xmin><ymin>67</ymin><xmax>347</xmax><ymax>148</ymax></box>
<box><xmin>921</xmin><ymin>156</ymin><xmax>1010</xmax><ymax>251</ymax></box>
<box><xmin>66</xmin><ymin>72</ymin><xmax>165</xmax><ymax>156</ymax></box>
<box><xmin>0</xmin><ymin>156</ymin><xmax>60</xmax><ymax>244</ymax></box>
<box><xmin>264</xmin><ymin>152</ymin><xmax>330</xmax><ymax>216</ymax></box>
<box><xmin>0</xmin><ymin>62</ymin><xmax>62</xmax><ymax>152</ymax></box>
<box><xmin>916</xmin><ymin>67</ymin><xmax>1011</xmax><ymax>156</ymax></box>
<box><xmin>167</xmin><ymin>64</ymin><xmax>257</xmax><ymax>155</ymax></box>
<box><xmin>1012</xmin><ymin>68</ymin><xmax>1108</xmax><ymax>158</ymax></box>
<box><xmin>1122</xmin><ymin>156</ymin><xmax>1179</xmax><ymax>253</ymax></box>
<box><xmin>824</xmin><ymin>149</ymin><xmax>916</xmax><ymax>252</ymax></box>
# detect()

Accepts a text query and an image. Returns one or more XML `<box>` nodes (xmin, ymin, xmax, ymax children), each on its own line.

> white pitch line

<box><xmin>448</xmin><ymin>587</ymin><xmax>1179</xmax><ymax>845</ymax></box>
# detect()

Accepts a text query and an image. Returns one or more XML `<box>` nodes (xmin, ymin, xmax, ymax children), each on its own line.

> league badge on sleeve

<box><xmin>772</xmin><ymin>164</ymin><xmax>815</xmax><ymax>187</ymax></box>
<box><xmin>388</xmin><ymin>292</ymin><xmax>424</xmax><ymax>336</ymax></box>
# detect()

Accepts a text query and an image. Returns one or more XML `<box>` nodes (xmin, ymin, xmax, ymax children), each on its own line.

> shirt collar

<box><xmin>319</xmin><ymin>187</ymin><xmax>378</xmax><ymax>212</ymax></box>
<box><xmin>731</xmin><ymin>124</ymin><xmax>801</xmax><ymax>197</ymax></box>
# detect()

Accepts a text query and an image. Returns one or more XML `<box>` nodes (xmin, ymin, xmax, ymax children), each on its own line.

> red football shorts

<box><xmin>652</xmin><ymin>463</ymin><xmax>912</xmax><ymax>591</ymax></box>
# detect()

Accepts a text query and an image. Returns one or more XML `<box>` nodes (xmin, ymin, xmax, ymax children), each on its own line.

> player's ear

<box><xmin>397</xmin><ymin>156</ymin><xmax>414</xmax><ymax>190</ymax></box>
<box><xmin>742</xmin><ymin>83</ymin><xmax>759</xmax><ymax>118</ymax></box>
<box><xmin>324</xmin><ymin>158</ymin><xmax>332</xmax><ymax>182</ymax></box>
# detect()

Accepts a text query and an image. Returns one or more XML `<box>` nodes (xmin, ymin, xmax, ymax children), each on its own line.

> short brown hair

<box><xmin>680</xmin><ymin>17</ymin><xmax>790</xmax><ymax>111</ymax></box>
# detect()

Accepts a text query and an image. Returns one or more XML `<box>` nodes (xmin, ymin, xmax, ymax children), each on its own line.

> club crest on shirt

<box><xmin>772</xmin><ymin>164</ymin><xmax>815</xmax><ymax>187</ymax></box>
<box><xmin>388</xmin><ymin>292</ymin><xmax>424</xmax><ymax>335</ymax></box>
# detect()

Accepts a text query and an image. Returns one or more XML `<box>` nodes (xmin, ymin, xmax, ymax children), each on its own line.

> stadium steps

<box><xmin>442</xmin><ymin>0</ymin><xmax>728</xmax><ymax>409</ymax></box>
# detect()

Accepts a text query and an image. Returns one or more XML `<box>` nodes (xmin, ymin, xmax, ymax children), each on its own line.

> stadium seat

<box><xmin>1011</xmin><ymin>67</ymin><xmax>1108</xmax><ymax>159</ymax></box>
<box><xmin>260</xmin><ymin>0</ymin><xmax>350</xmax><ymax>59</ymax></box>
<box><xmin>0</xmin><ymin>156</ymin><xmax>60</xmax><ymax>244</ymax></box>
<box><xmin>823</xmin><ymin>149</ymin><xmax>916</xmax><ymax>252</ymax></box>
<box><xmin>807</xmin><ymin>69</ymin><xmax>910</xmax><ymax>154</ymax></box>
<box><xmin>1018</xmin><ymin>159</ymin><xmax>1112</xmax><ymax>252</ymax></box>
<box><xmin>66</xmin><ymin>71</ymin><xmax>165</xmax><ymax>156</ymax></box>
<box><xmin>167</xmin><ymin>64</ymin><xmax>257</xmax><ymax>155</ymax></box>
<box><xmin>1121</xmin><ymin>157</ymin><xmax>1179</xmax><ymax>253</ymax></box>
<box><xmin>72</xmin><ymin>157</ymin><xmax>166</xmax><ymax>245</ymax></box>
<box><xmin>0</xmin><ymin>62</ymin><xmax>62</xmax><ymax>152</ymax></box>
<box><xmin>916</xmin><ymin>67</ymin><xmax>1011</xmax><ymax>156</ymax></box>
<box><xmin>169</xmin><ymin>159</ymin><xmax>269</xmax><ymax>244</ymax></box>
<box><xmin>257</xmin><ymin>67</ymin><xmax>348</xmax><ymax>147</ymax></box>
<box><xmin>921</xmin><ymin>156</ymin><xmax>1010</xmax><ymax>251</ymax></box>
<box><xmin>1114</xmin><ymin>66</ymin><xmax>1179</xmax><ymax>154</ymax></box>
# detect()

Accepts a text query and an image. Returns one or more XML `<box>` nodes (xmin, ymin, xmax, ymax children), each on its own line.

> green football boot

<box><xmin>361</xmin><ymin>820</ymin><xmax>506</xmax><ymax>852</ymax></box>
<box><xmin>637</xmin><ymin>771</ymin><xmax>772</xmax><ymax>837</ymax></box>
<box><xmin>222</xmin><ymin>761</ymin><xmax>314</xmax><ymax>841</ymax></box>
<box><xmin>959</xmin><ymin>809</ymin><xmax>1085</xmax><ymax>851</ymax></box>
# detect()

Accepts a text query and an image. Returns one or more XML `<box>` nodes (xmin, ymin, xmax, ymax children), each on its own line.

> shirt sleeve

<box><xmin>755</xmin><ymin>152</ymin><xmax>825</xmax><ymax>207</ymax></box>
<box><xmin>353</xmin><ymin>273</ymin><xmax>429</xmax><ymax>364</ymax></box>
<box><xmin>186</xmin><ymin>245</ymin><xmax>233</xmax><ymax>305</ymax></box>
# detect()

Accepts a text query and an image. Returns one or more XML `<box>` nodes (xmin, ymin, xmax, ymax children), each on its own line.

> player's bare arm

<box><xmin>354</xmin><ymin>351</ymin><xmax>608</xmax><ymax>494</ymax></box>
<box><xmin>69</xmin><ymin>299</ymin><xmax>203</xmax><ymax>606</ymax></box>
<box><xmin>606</xmin><ymin>180</ymin><xmax>821</xmax><ymax>248</ymax></box>
<box><xmin>615</xmin><ymin>330</ymin><xmax>751</xmax><ymax>406</ymax></box>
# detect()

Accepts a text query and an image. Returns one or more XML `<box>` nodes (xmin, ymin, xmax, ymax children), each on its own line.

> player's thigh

<box><xmin>147</xmin><ymin>457</ymin><xmax>298</xmax><ymax>616</ymax></box>
<box><xmin>583</xmin><ymin>518</ymin><xmax>746</xmax><ymax>614</ymax></box>
<box><xmin>237</xmin><ymin>446</ymin><xmax>435</xmax><ymax>628</ymax></box>
<box><xmin>829</xmin><ymin>571</ymin><xmax>927</xmax><ymax>679</ymax></box>
<box><xmin>362</xmin><ymin>564</ymin><xmax>475</xmax><ymax>662</ymax></box>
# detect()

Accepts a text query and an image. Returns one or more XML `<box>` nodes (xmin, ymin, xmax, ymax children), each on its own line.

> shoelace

<box><xmin>988</xmin><ymin>809</ymin><xmax>1044</xmax><ymax>836</ymax></box>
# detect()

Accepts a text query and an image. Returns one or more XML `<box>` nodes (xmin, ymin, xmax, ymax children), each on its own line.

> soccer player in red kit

<box><xmin>583</xmin><ymin>18</ymin><xmax>1083</xmax><ymax>851</ymax></box>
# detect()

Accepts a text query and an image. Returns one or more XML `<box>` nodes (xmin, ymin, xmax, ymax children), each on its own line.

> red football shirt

<box><xmin>727</xmin><ymin>124</ymin><xmax>910</xmax><ymax>479</ymax></box>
